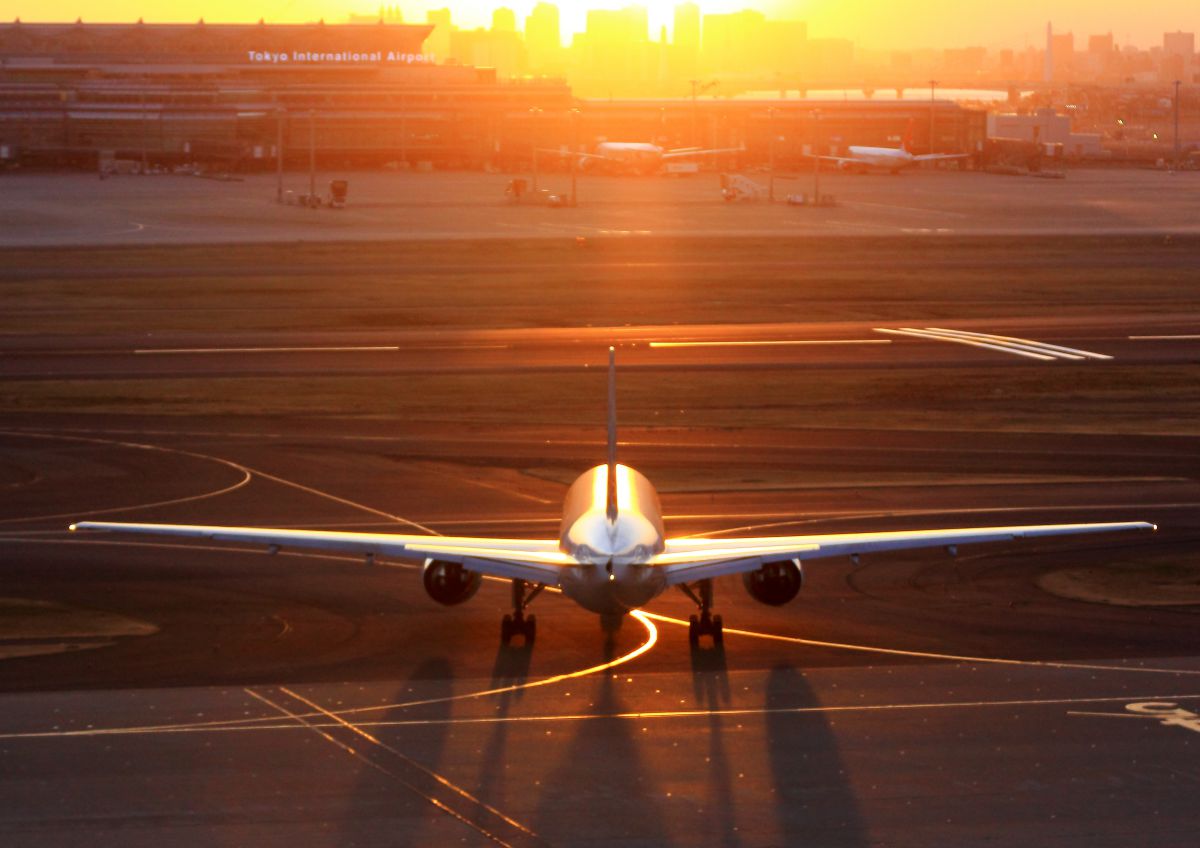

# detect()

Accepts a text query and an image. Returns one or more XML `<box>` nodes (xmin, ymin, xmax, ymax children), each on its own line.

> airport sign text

<box><xmin>247</xmin><ymin>50</ymin><xmax>434</xmax><ymax>64</ymax></box>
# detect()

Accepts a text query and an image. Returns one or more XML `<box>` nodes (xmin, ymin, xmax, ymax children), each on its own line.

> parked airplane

<box><xmin>542</xmin><ymin>142</ymin><xmax>743</xmax><ymax>175</ymax></box>
<box><xmin>815</xmin><ymin>121</ymin><xmax>970</xmax><ymax>174</ymax></box>
<box><xmin>71</xmin><ymin>350</ymin><xmax>1154</xmax><ymax>647</ymax></box>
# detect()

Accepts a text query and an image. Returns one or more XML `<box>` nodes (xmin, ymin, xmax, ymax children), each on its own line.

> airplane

<box><xmin>539</xmin><ymin>142</ymin><xmax>743</xmax><ymax>176</ymax></box>
<box><xmin>813</xmin><ymin>120</ymin><xmax>970</xmax><ymax>174</ymax></box>
<box><xmin>70</xmin><ymin>349</ymin><xmax>1155</xmax><ymax>647</ymax></box>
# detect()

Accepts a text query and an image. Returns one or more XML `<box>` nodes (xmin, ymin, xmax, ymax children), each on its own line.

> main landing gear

<box><xmin>679</xmin><ymin>578</ymin><xmax>723</xmax><ymax>648</ymax></box>
<box><xmin>501</xmin><ymin>578</ymin><xmax>544</xmax><ymax>646</ymax></box>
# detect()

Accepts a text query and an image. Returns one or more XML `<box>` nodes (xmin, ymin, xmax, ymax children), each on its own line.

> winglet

<box><xmin>901</xmin><ymin>118</ymin><xmax>914</xmax><ymax>153</ymax></box>
<box><xmin>606</xmin><ymin>346</ymin><xmax>618</xmax><ymax>522</ymax></box>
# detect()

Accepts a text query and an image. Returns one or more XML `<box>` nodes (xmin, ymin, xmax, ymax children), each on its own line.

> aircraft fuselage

<box><xmin>556</xmin><ymin>464</ymin><xmax>668</xmax><ymax>614</ymax></box>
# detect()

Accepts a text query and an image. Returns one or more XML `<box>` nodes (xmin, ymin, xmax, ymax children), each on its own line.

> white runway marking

<box><xmin>875</xmin><ymin>327</ymin><xmax>1113</xmax><ymax>361</ymax></box>
<box><xmin>648</xmin><ymin>339</ymin><xmax>891</xmax><ymax>349</ymax></box>
<box><xmin>132</xmin><ymin>344</ymin><xmax>509</xmax><ymax>354</ymax></box>
<box><xmin>875</xmin><ymin>327</ymin><xmax>1056</xmax><ymax>360</ymax></box>
<box><xmin>1069</xmin><ymin>701</ymin><xmax>1200</xmax><ymax>734</ymax></box>
<box><xmin>641</xmin><ymin>611</ymin><xmax>1200</xmax><ymax>677</ymax></box>
<box><xmin>0</xmin><ymin>430</ymin><xmax>252</xmax><ymax>526</ymax></box>
<box><xmin>1129</xmin><ymin>334</ymin><xmax>1200</xmax><ymax>340</ymax></box>
<box><xmin>245</xmin><ymin>688</ymin><xmax>529</xmax><ymax>848</ymax></box>
<box><xmin>5</xmin><ymin>691</ymin><xmax>1200</xmax><ymax>740</ymax></box>
<box><xmin>924</xmin><ymin>327</ymin><xmax>1113</xmax><ymax>360</ymax></box>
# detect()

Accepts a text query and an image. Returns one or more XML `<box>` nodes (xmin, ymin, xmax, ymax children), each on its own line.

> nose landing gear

<box><xmin>501</xmin><ymin>578</ymin><xmax>544</xmax><ymax>646</ymax></box>
<box><xmin>679</xmin><ymin>578</ymin><xmax>723</xmax><ymax>647</ymax></box>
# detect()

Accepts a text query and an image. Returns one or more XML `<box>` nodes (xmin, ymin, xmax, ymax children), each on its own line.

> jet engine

<box><xmin>742</xmin><ymin>559</ymin><xmax>804</xmax><ymax>606</ymax></box>
<box><xmin>422</xmin><ymin>559</ymin><xmax>482</xmax><ymax>606</ymax></box>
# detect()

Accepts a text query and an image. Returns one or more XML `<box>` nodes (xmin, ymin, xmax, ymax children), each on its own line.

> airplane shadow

<box><xmin>531</xmin><ymin>639</ymin><xmax>672</xmax><ymax>844</ymax></box>
<box><xmin>766</xmin><ymin>663</ymin><xmax>869</xmax><ymax>847</ymax></box>
<box><xmin>474</xmin><ymin>641</ymin><xmax>534</xmax><ymax>803</ymax></box>
<box><xmin>690</xmin><ymin>643</ymin><xmax>741</xmax><ymax>846</ymax></box>
<box><xmin>336</xmin><ymin>656</ymin><xmax>456</xmax><ymax>845</ymax></box>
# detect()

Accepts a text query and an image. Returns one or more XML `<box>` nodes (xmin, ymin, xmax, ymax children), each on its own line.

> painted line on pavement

<box><xmin>648</xmin><ymin>339</ymin><xmax>891</xmax><ymax>348</ymax></box>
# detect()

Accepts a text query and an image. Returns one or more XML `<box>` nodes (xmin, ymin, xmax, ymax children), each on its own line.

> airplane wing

<box><xmin>797</xmin><ymin>153</ymin><xmax>867</xmax><ymax>165</ymax></box>
<box><xmin>661</xmin><ymin>147</ymin><xmax>744</xmax><ymax>160</ymax></box>
<box><xmin>536</xmin><ymin>148</ymin><xmax>618</xmax><ymax>164</ymax></box>
<box><xmin>69</xmin><ymin>521</ymin><xmax>575</xmax><ymax>585</ymax></box>
<box><xmin>655</xmin><ymin>521</ymin><xmax>1155</xmax><ymax>585</ymax></box>
<box><xmin>912</xmin><ymin>153</ymin><xmax>971</xmax><ymax>162</ymax></box>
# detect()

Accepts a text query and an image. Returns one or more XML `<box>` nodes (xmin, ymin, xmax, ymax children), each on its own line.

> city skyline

<box><xmin>14</xmin><ymin>1</ymin><xmax>1200</xmax><ymax>51</ymax></box>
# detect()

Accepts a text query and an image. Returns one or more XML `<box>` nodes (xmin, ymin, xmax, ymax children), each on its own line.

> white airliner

<box><xmin>543</xmin><ymin>142</ymin><xmax>743</xmax><ymax>175</ymax></box>
<box><xmin>817</xmin><ymin>121</ymin><xmax>970</xmax><ymax>174</ymax></box>
<box><xmin>71</xmin><ymin>349</ymin><xmax>1154</xmax><ymax>647</ymax></box>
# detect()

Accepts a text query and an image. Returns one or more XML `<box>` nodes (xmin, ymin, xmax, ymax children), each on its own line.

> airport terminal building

<box><xmin>0</xmin><ymin>21</ymin><xmax>984</xmax><ymax>170</ymax></box>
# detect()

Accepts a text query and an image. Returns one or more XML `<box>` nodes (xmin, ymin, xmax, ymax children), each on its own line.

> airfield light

<box><xmin>767</xmin><ymin>107</ymin><xmax>775</xmax><ymax>202</ymax></box>
<box><xmin>308</xmin><ymin>108</ymin><xmax>316</xmax><ymax>204</ymax></box>
<box><xmin>569</xmin><ymin>106</ymin><xmax>580</xmax><ymax>207</ymax></box>
<box><xmin>275</xmin><ymin>108</ymin><xmax>284</xmax><ymax>203</ymax></box>
<box><xmin>1173</xmin><ymin>80</ymin><xmax>1181</xmax><ymax>172</ymax></box>
<box><xmin>929</xmin><ymin>80</ymin><xmax>938</xmax><ymax>154</ymax></box>
<box><xmin>529</xmin><ymin>106</ymin><xmax>543</xmax><ymax>193</ymax></box>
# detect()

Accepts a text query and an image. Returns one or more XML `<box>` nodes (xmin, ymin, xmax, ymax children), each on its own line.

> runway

<box><xmin>1</xmin><ymin>412</ymin><xmax>1198</xmax><ymax>846</ymax></box>
<box><xmin>3</xmin><ymin>317</ymin><xmax>1200</xmax><ymax>380</ymax></box>
<box><xmin>2</xmin><ymin>230</ymin><xmax>1199</xmax><ymax>845</ymax></box>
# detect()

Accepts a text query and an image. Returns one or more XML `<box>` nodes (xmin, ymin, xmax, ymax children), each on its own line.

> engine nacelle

<box><xmin>422</xmin><ymin>559</ymin><xmax>482</xmax><ymax>606</ymax></box>
<box><xmin>742</xmin><ymin>559</ymin><xmax>804</xmax><ymax>606</ymax></box>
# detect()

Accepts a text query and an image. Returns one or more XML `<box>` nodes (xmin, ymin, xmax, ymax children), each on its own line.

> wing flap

<box><xmin>69</xmin><ymin>521</ymin><xmax>572</xmax><ymax>585</ymax></box>
<box><xmin>660</xmin><ymin>521</ymin><xmax>1154</xmax><ymax>585</ymax></box>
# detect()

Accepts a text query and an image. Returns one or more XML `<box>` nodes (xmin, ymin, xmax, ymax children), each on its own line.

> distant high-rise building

<box><xmin>701</xmin><ymin>9</ymin><xmax>766</xmax><ymax>75</ymax></box>
<box><xmin>585</xmin><ymin>6</ymin><xmax>648</xmax><ymax>44</ymax></box>
<box><xmin>525</xmin><ymin>3</ymin><xmax>563</xmax><ymax>72</ymax></box>
<box><xmin>1163</xmin><ymin>30</ymin><xmax>1195</xmax><ymax>59</ymax></box>
<box><xmin>674</xmin><ymin>3</ymin><xmax>699</xmax><ymax>51</ymax></box>
<box><xmin>1088</xmin><ymin>32</ymin><xmax>1113</xmax><ymax>54</ymax></box>
<box><xmin>671</xmin><ymin>3</ymin><xmax>700</xmax><ymax>81</ymax></box>
<box><xmin>1162</xmin><ymin>31</ymin><xmax>1194</xmax><ymax>81</ymax></box>
<box><xmin>1044</xmin><ymin>23</ymin><xmax>1074</xmax><ymax>81</ymax></box>
<box><xmin>1043</xmin><ymin>21</ymin><xmax>1053</xmax><ymax>82</ymax></box>
<box><xmin>577</xmin><ymin>7</ymin><xmax>650</xmax><ymax>86</ymax></box>
<box><xmin>492</xmin><ymin>7</ymin><xmax>516</xmax><ymax>34</ymax></box>
<box><xmin>763</xmin><ymin>20</ymin><xmax>807</xmax><ymax>76</ymax></box>
<box><xmin>426</xmin><ymin>8</ymin><xmax>452</xmax><ymax>61</ymax></box>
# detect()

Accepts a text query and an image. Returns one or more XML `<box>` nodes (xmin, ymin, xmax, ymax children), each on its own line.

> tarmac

<box><xmin>0</xmin><ymin>175</ymin><xmax>1198</xmax><ymax>845</ymax></box>
<box><xmin>0</xmin><ymin>167</ymin><xmax>1198</xmax><ymax>246</ymax></box>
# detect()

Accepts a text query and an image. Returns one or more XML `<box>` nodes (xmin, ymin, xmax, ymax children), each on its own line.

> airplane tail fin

<box><xmin>606</xmin><ymin>346</ymin><xmax>618</xmax><ymax>522</ymax></box>
<box><xmin>901</xmin><ymin>119</ymin><xmax>915</xmax><ymax>153</ymax></box>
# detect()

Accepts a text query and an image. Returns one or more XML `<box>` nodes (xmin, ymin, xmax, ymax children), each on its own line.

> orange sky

<box><xmin>7</xmin><ymin>1</ymin><xmax>1198</xmax><ymax>50</ymax></box>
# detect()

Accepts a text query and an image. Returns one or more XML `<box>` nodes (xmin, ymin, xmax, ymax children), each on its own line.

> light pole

<box><xmin>139</xmin><ymin>90</ymin><xmax>148</xmax><ymax>175</ymax></box>
<box><xmin>1173</xmin><ymin>79</ymin><xmax>1181</xmax><ymax>173</ymax></box>
<box><xmin>569</xmin><ymin>106</ymin><xmax>580</xmax><ymax>207</ymax></box>
<box><xmin>529</xmin><ymin>106</ymin><xmax>542</xmax><ymax>193</ymax></box>
<box><xmin>689</xmin><ymin>79</ymin><xmax>716</xmax><ymax>147</ymax></box>
<box><xmin>308</xmin><ymin>108</ymin><xmax>316</xmax><ymax>204</ymax></box>
<box><xmin>767</xmin><ymin>107</ymin><xmax>776</xmax><ymax>202</ymax></box>
<box><xmin>928</xmin><ymin>79</ymin><xmax>938</xmax><ymax>155</ymax></box>
<box><xmin>812</xmin><ymin>108</ymin><xmax>821</xmax><ymax>204</ymax></box>
<box><xmin>275</xmin><ymin>107</ymin><xmax>284</xmax><ymax>203</ymax></box>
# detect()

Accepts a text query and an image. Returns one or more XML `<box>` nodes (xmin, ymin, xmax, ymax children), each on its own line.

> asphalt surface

<box><xmin>1</xmin><ymin>168</ymin><xmax>1199</xmax><ymax>246</ymax></box>
<box><xmin>2</xmin><ymin>223</ymin><xmax>1199</xmax><ymax>845</ymax></box>
<box><xmin>3</xmin><ymin>317</ymin><xmax>1200</xmax><ymax>380</ymax></box>
<box><xmin>1</xmin><ymin>411</ymin><xmax>1198</xmax><ymax>847</ymax></box>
